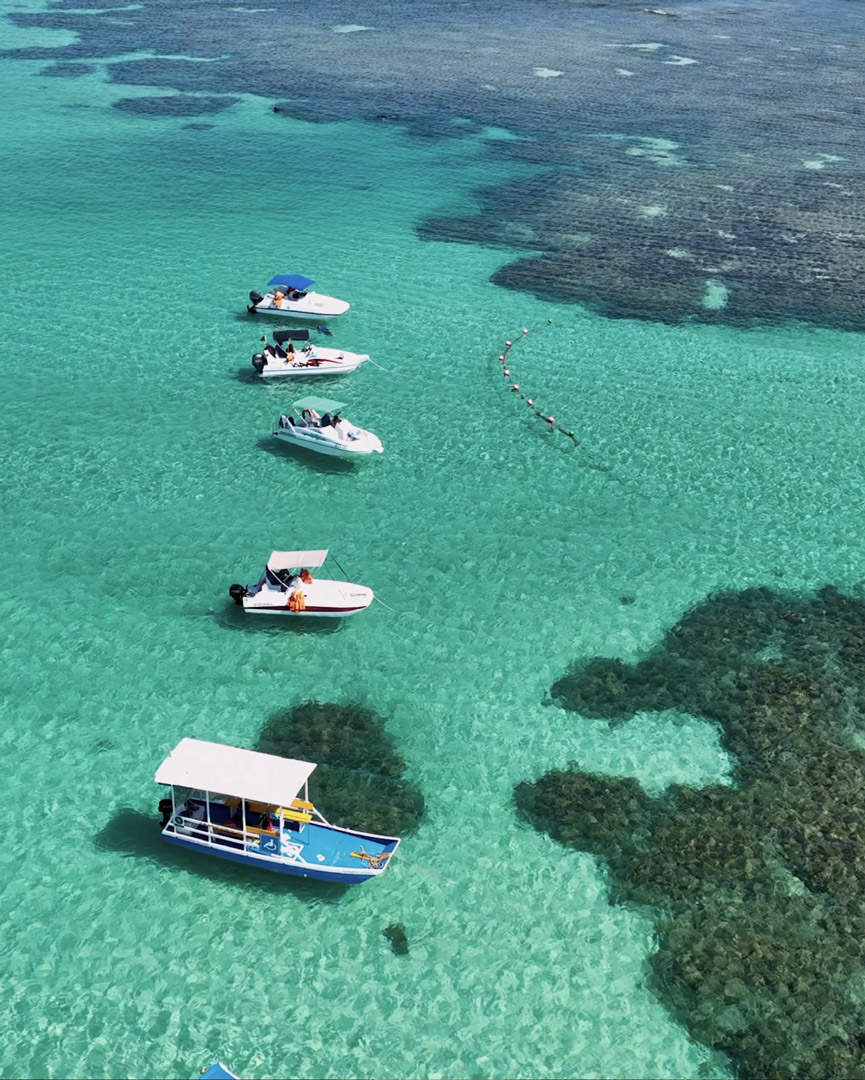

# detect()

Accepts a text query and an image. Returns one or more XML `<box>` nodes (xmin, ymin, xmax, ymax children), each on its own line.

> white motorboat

<box><xmin>229</xmin><ymin>549</ymin><xmax>374</xmax><ymax>618</ymax></box>
<box><xmin>247</xmin><ymin>274</ymin><xmax>350</xmax><ymax>320</ymax></box>
<box><xmin>252</xmin><ymin>330</ymin><xmax>369</xmax><ymax>378</ymax></box>
<box><xmin>274</xmin><ymin>396</ymin><xmax>383</xmax><ymax>459</ymax></box>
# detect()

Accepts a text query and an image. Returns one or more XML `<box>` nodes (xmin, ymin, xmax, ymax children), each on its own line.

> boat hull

<box><xmin>162</xmin><ymin>833</ymin><xmax>387</xmax><ymax>883</ymax></box>
<box><xmin>239</xmin><ymin>577</ymin><xmax>374</xmax><ymax>617</ymax></box>
<box><xmin>273</xmin><ymin>431</ymin><xmax>382</xmax><ymax>458</ymax></box>
<box><xmin>251</xmin><ymin>290</ymin><xmax>350</xmax><ymax>320</ymax></box>
<box><xmin>259</xmin><ymin>358</ymin><xmax>367</xmax><ymax>377</ymax></box>
<box><xmin>241</xmin><ymin>602</ymin><xmax>371</xmax><ymax>617</ymax></box>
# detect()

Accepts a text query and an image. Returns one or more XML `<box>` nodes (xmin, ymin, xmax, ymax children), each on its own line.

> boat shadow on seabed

<box><xmin>254</xmin><ymin>436</ymin><xmax>357</xmax><ymax>474</ymax></box>
<box><xmin>93</xmin><ymin>809</ymin><xmax>350</xmax><ymax>901</ymax></box>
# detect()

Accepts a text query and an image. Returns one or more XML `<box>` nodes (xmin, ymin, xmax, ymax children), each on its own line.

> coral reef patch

<box><xmin>517</xmin><ymin>586</ymin><xmax>865</xmax><ymax>1080</ymax></box>
<box><xmin>383</xmin><ymin>922</ymin><xmax>409</xmax><ymax>956</ymax></box>
<box><xmin>256</xmin><ymin>701</ymin><xmax>425</xmax><ymax>837</ymax></box>
<box><xmin>10</xmin><ymin>0</ymin><xmax>865</xmax><ymax>331</ymax></box>
<box><xmin>41</xmin><ymin>62</ymin><xmax>95</xmax><ymax>78</ymax></box>
<box><xmin>112</xmin><ymin>94</ymin><xmax>238</xmax><ymax>117</ymax></box>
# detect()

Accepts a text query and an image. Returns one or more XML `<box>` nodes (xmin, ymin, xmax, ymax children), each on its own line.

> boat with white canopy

<box><xmin>247</xmin><ymin>274</ymin><xmax>350</xmax><ymax>320</ymax></box>
<box><xmin>252</xmin><ymin>330</ymin><xmax>369</xmax><ymax>378</ymax></box>
<box><xmin>274</xmin><ymin>396</ymin><xmax>383</xmax><ymax>459</ymax></box>
<box><xmin>156</xmin><ymin>738</ymin><xmax>400</xmax><ymax>883</ymax></box>
<box><xmin>229</xmin><ymin>549</ymin><xmax>374</xmax><ymax>617</ymax></box>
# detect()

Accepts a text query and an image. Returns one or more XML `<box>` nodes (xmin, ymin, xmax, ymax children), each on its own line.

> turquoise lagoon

<box><xmin>3</xmin><ymin>3</ymin><xmax>865</xmax><ymax>1078</ymax></box>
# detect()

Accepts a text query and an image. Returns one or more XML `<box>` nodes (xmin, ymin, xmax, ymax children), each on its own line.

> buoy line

<box><xmin>496</xmin><ymin>323</ymin><xmax>580</xmax><ymax>442</ymax></box>
<box><xmin>494</xmin><ymin>323</ymin><xmax>621</xmax><ymax>481</ymax></box>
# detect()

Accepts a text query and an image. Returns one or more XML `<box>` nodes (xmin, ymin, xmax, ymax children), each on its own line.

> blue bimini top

<box><xmin>267</xmin><ymin>274</ymin><xmax>315</xmax><ymax>291</ymax></box>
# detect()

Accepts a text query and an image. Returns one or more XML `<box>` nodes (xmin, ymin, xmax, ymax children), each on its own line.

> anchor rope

<box><xmin>331</xmin><ymin>555</ymin><xmax>410</xmax><ymax>616</ymax></box>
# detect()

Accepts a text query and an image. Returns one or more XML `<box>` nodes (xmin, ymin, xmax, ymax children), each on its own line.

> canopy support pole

<box><xmin>205</xmin><ymin>791</ymin><xmax>212</xmax><ymax>847</ymax></box>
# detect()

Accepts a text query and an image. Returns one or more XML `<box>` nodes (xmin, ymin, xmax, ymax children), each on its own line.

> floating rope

<box><xmin>496</xmin><ymin>323</ymin><xmax>580</xmax><ymax>444</ymax></box>
<box><xmin>494</xmin><ymin>323</ymin><xmax>622</xmax><ymax>481</ymax></box>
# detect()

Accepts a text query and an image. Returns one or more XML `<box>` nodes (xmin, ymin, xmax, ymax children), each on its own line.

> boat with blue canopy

<box><xmin>156</xmin><ymin>738</ymin><xmax>400</xmax><ymax>883</ymax></box>
<box><xmin>247</xmin><ymin>274</ymin><xmax>350</xmax><ymax>320</ymax></box>
<box><xmin>274</xmin><ymin>395</ymin><xmax>383</xmax><ymax>458</ymax></box>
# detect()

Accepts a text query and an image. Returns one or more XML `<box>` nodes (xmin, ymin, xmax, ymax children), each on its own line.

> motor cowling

<box><xmin>158</xmin><ymin>798</ymin><xmax>173</xmax><ymax>827</ymax></box>
<box><xmin>252</xmin><ymin>353</ymin><xmax>266</xmax><ymax>373</ymax></box>
<box><xmin>229</xmin><ymin>583</ymin><xmax>248</xmax><ymax>605</ymax></box>
<box><xmin>249</xmin><ymin>290</ymin><xmax>264</xmax><ymax>305</ymax></box>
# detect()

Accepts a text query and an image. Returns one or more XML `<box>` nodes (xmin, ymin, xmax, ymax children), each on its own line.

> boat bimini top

<box><xmin>266</xmin><ymin>549</ymin><xmax>329</xmax><ymax>571</ymax></box>
<box><xmin>292</xmin><ymin>396</ymin><xmax>347</xmax><ymax>415</ymax></box>
<box><xmin>273</xmin><ymin>329</ymin><xmax>311</xmax><ymax>344</ymax></box>
<box><xmin>268</xmin><ymin>274</ymin><xmax>315</xmax><ymax>292</ymax></box>
<box><xmin>155</xmin><ymin>737</ymin><xmax>316</xmax><ymax>807</ymax></box>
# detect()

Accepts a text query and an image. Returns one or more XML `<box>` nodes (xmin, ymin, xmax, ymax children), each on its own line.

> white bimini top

<box><xmin>155</xmin><ymin>738</ymin><xmax>316</xmax><ymax>806</ymax></box>
<box><xmin>267</xmin><ymin>549</ymin><xmax>329</xmax><ymax>571</ymax></box>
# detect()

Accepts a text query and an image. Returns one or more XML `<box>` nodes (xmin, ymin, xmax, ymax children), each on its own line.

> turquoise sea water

<box><xmin>4</xmin><ymin>3</ymin><xmax>865</xmax><ymax>1078</ymax></box>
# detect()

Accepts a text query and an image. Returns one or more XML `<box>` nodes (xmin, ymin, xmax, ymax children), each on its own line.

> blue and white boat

<box><xmin>156</xmin><ymin>738</ymin><xmax>400</xmax><ymax>883</ymax></box>
<box><xmin>199</xmin><ymin>1065</ymin><xmax>239</xmax><ymax>1080</ymax></box>
<box><xmin>247</xmin><ymin>274</ymin><xmax>350</xmax><ymax>320</ymax></box>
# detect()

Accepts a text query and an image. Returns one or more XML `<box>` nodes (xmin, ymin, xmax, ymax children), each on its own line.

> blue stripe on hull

<box><xmin>163</xmin><ymin>834</ymin><xmax>378</xmax><ymax>883</ymax></box>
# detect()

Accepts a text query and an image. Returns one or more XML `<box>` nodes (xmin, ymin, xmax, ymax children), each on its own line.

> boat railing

<box><xmin>167</xmin><ymin>809</ymin><xmax>323</xmax><ymax>849</ymax></box>
<box><xmin>167</xmin><ymin>814</ymin><xmax>285</xmax><ymax>851</ymax></box>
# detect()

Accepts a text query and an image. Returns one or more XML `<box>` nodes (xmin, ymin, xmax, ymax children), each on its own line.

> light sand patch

<box><xmin>665</xmin><ymin>248</ymin><xmax>693</xmax><ymax>260</ymax></box>
<box><xmin>702</xmin><ymin>279</ymin><xmax>729</xmax><ymax>310</ymax></box>
<box><xmin>615</xmin><ymin>68</ymin><xmax>636</xmax><ymax>76</ymax></box>
<box><xmin>639</xmin><ymin>204</ymin><xmax>667</xmax><ymax>218</ymax></box>
<box><xmin>332</xmin><ymin>24</ymin><xmax>374</xmax><ymax>33</ymax></box>
<box><xmin>715</xmin><ymin>184</ymin><xmax>734</xmax><ymax>192</ymax></box>
<box><xmin>605</xmin><ymin>42</ymin><xmax>666</xmax><ymax>50</ymax></box>
<box><xmin>803</xmin><ymin>154</ymin><xmax>843</xmax><ymax>171</ymax></box>
<box><xmin>663</xmin><ymin>55</ymin><xmax>697</xmax><ymax>65</ymax></box>
<box><xmin>625</xmin><ymin>136</ymin><xmax>683</xmax><ymax>166</ymax></box>
<box><xmin>534</xmin><ymin>68</ymin><xmax>564</xmax><ymax>77</ymax></box>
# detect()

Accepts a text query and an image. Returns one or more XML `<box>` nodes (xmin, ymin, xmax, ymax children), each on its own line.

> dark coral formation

<box><xmin>517</xmin><ymin>586</ymin><xmax>865</xmax><ymax>1079</ymax></box>
<box><xmin>256</xmin><ymin>701</ymin><xmax>424</xmax><ymax>837</ymax></box>
<box><xmin>112</xmin><ymin>94</ymin><xmax>238</xmax><ymax>117</ymax></box>
<box><xmin>41</xmin><ymin>62</ymin><xmax>95</xmax><ymax>78</ymax></box>
<box><xmin>383</xmin><ymin>922</ymin><xmax>409</xmax><ymax>956</ymax></box>
<box><xmin>10</xmin><ymin>0</ymin><xmax>865</xmax><ymax>331</ymax></box>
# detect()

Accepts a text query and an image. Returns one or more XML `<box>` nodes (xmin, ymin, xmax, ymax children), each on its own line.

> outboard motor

<box><xmin>229</xmin><ymin>583</ymin><xmax>248</xmax><ymax>606</ymax></box>
<box><xmin>251</xmin><ymin>353</ymin><xmax>266</xmax><ymax>374</ymax></box>
<box><xmin>158</xmin><ymin>798</ymin><xmax>173</xmax><ymax>827</ymax></box>
<box><xmin>249</xmin><ymin>290</ymin><xmax>264</xmax><ymax>305</ymax></box>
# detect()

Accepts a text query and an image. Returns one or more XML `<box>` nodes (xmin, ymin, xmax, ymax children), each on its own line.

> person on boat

<box><xmin>286</xmin><ymin>342</ymin><xmax>295</xmax><ymax>360</ymax></box>
<box><xmin>273</xmin><ymin>290</ymin><xmax>285</xmax><ymax>307</ymax></box>
<box><xmin>300</xmin><ymin>568</ymin><xmax>313</xmax><ymax>585</ymax></box>
<box><xmin>260</xmin><ymin>812</ymin><xmax>277</xmax><ymax>833</ymax></box>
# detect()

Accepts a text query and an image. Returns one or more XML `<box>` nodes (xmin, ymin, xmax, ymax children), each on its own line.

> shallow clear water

<box><xmin>3</xmin><ymin>2</ymin><xmax>865</xmax><ymax>1078</ymax></box>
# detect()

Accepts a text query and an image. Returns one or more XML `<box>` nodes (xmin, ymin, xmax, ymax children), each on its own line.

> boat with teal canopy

<box><xmin>273</xmin><ymin>396</ymin><xmax>383</xmax><ymax>458</ymax></box>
